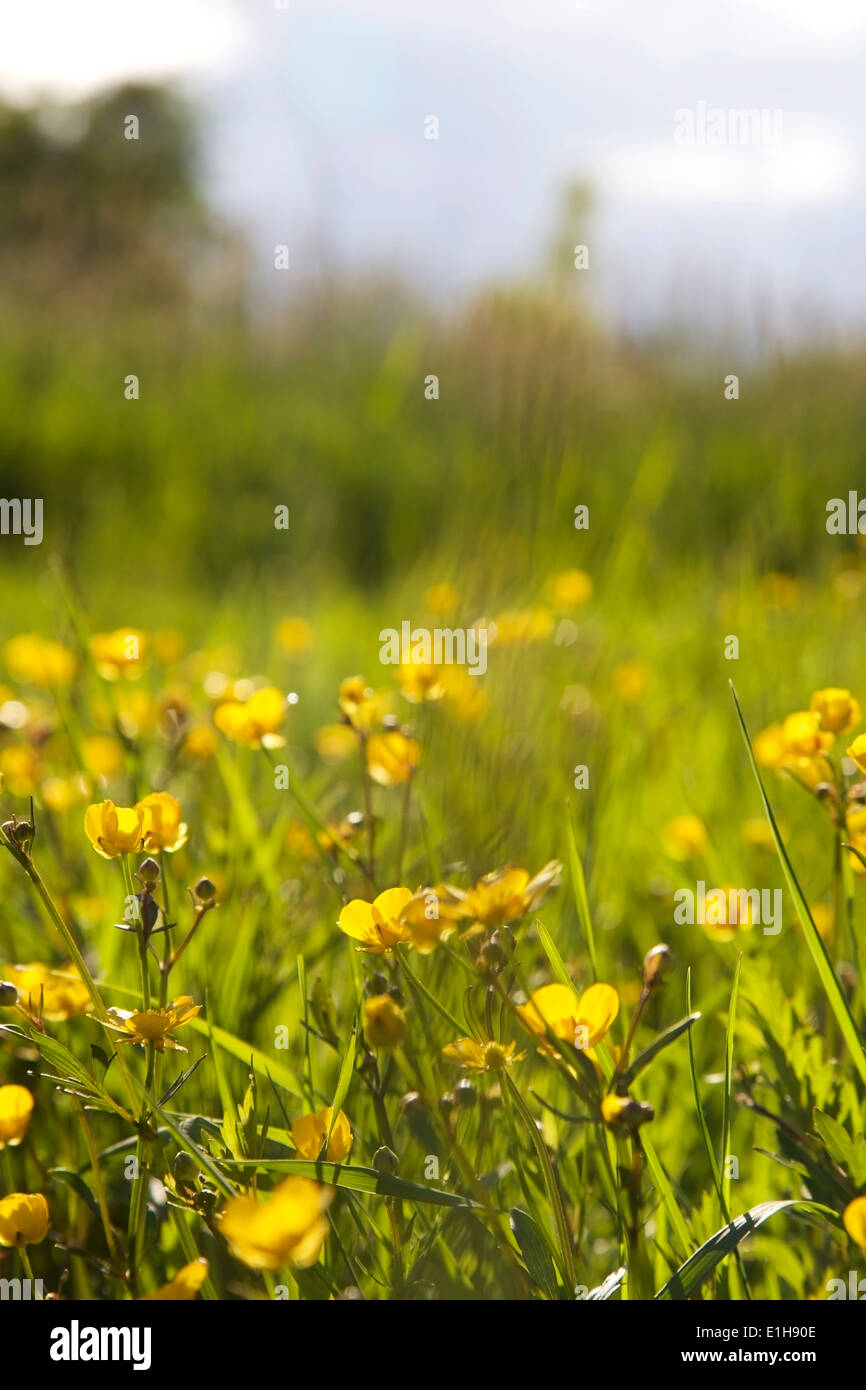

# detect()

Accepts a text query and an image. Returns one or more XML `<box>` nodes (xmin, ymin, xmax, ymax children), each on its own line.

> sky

<box><xmin>1</xmin><ymin>0</ymin><xmax>864</xmax><ymax>343</ymax></box>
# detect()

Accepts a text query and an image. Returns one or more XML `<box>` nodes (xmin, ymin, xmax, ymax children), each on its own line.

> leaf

<box><xmin>565</xmin><ymin>808</ymin><xmax>597</xmax><ymax>978</ymax></box>
<box><xmin>158</xmin><ymin>1053</ymin><xmax>207</xmax><ymax>1108</ymax></box>
<box><xmin>186</xmin><ymin>1017</ymin><xmax>302</xmax><ymax>1098</ymax></box>
<box><xmin>655</xmin><ymin>1199</ymin><xmax>837</xmax><ymax>1299</ymax></box>
<box><xmin>220</xmin><ymin>1157</ymin><xmax>478</xmax><ymax>1209</ymax></box>
<box><xmin>49</xmin><ymin>1167</ymin><xmax>101</xmax><ymax>1220</ymax></box>
<box><xmin>126</xmin><ymin>1074</ymin><xmax>236</xmax><ymax>1199</ymax></box>
<box><xmin>509</xmin><ymin>1207</ymin><xmax>560</xmax><ymax>1299</ymax></box>
<box><xmin>620</xmin><ymin>1012</ymin><xmax>701</xmax><ymax>1087</ymax></box>
<box><xmin>730</xmin><ymin>682</ymin><xmax>866</xmax><ymax>1086</ymax></box>
<box><xmin>1</xmin><ymin>1024</ymin><xmax>99</xmax><ymax>1093</ymax></box>
<box><xmin>326</xmin><ymin>1023</ymin><xmax>357</xmax><ymax>1151</ymax></box>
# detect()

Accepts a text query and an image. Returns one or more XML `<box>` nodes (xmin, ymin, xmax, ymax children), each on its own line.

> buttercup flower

<box><xmin>547</xmin><ymin>569</ymin><xmax>594</xmax><ymax>610</ymax></box>
<box><xmin>137</xmin><ymin>791</ymin><xmax>188</xmax><ymax>853</ymax></box>
<box><xmin>84</xmin><ymin>800</ymin><xmax>147</xmax><ymax>858</ymax></box>
<box><xmin>811</xmin><ymin>688</ymin><xmax>860</xmax><ymax>735</ymax></box>
<box><xmin>441</xmin><ymin>1038</ymin><xmax>525</xmax><ymax>1071</ymax></box>
<box><xmin>846</xmin><ymin>733</ymin><xmax>866</xmax><ymax>776</ymax></box>
<box><xmin>398</xmin><ymin>662</ymin><xmax>445</xmax><ymax>704</ymax></box>
<box><xmin>4</xmin><ymin>962</ymin><xmax>90</xmax><ymax>1020</ymax></box>
<box><xmin>291</xmin><ymin>1106</ymin><xmax>353</xmax><ymax>1162</ymax></box>
<box><xmin>142</xmin><ymin>1258</ymin><xmax>209</xmax><ymax>1301</ymax></box>
<box><xmin>100</xmin><ymin>996</ymin><xmax>201</xmax><ymax>1052</ymax></box>
<box><xmin>214</xmin><ymin>685</ymin><xmax>287</xmax><ymax>749</ymax></box>
<box><xmin>661</xmin><ymin>815</ymin><xmax>707</xmax><ymax>861</ymax></box>
<box><xmin>398</xmin><ymin>886</ymin><xmax>462</xmax><ymax>953</ymax></box>
<box><xmin>754</xmin><ymin>724</ymin><xmax>786</xmax><ymax>769</ymax></box>
<box><xmin>3</xmin><ymin>634</ymin><xmax>76</xmax><ymax>686</ymax></box>
<box><xmin>275</xmin><ymin>616</ymin><xmax>313</xmax><ymax>657</ymax></box>
<box><xmin>454</xmin><ymin>861</ymin><xmax>562</xmax><ymax>930</ymax></box>
<box><xmin>337</xmin><ymin>676</ymin><xmax>384</xmax><ymax>732</ymax></box>
<box><xmin>364</xmin><ymin>994</ymin><xmax>408</xmax><ymax>1049</ymax></box>
<box><xmin>0</xmin><ymin>1192</ymin><xmax>49</xmax><ymax>1247</ymax></box>
<box><xmin>220</xmin><ymin>1177</ymin><xmax>332</xmax><ymax>1270</ymax></box>
<box><xmin>781</xmin><ymin>711</ymin><xmax>834</xmax><ymax>759</ymax></box>
<box><xmin>82</xmin><ymin>734</ymin><xmax>126</xmax><ymax>780</ymax></box>
<box><xmin>517</xmin><ymin>981</ymin><xmax>619</xmax><ymax>1053</ymax></box>
<box><xmin>90</xmin><ymin>628</ymin><xmax>148</xmax><ymax>679</ymax></box>
<box><xmin>338</xmin><ymin>888</ymin><xmax>413</xmax><ymax>954</ymax></box>
<box><xmin>366</xmin><ymin>730</ymin><xmax>420</xmax><ymax>786</ymax></box>
<box><xmin>842</xmin><ymin>1196</ymin><xmax>866</xmax><ymax>1253</ymax></box>
<box><xmin>0</xmin><ymin>1085</ymin><xmax>34</xmax><ymax>1148</ymax></box>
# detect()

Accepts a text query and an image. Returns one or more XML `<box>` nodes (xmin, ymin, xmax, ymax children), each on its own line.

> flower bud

<box><xmin>0</xmin><ymin>981</ymin><xmax>19</xmax><ymax>1007</ymax></box>
<box><xmin>137</xmin><ymin>856</ymin><xmax>161</xmax><ymax>885</ymax></box>
<box><xmin>364</xmin><ymin>971</ymin><xmax>388</xmax><ymax>997</ymax></box>
<box><xmin>601</xmin><ymin>1092</ymin><xmax>655</xmax><ymax>1132</ymax></box>
<box><xmin>372</xmin><ymin>1145</ymin><xmax>399</xmax><ymax>1174</ymax></box>
<box><xmin>643</xmin><ymin>943</ymin><xmax>674</xmax><ymax>988</ymax></box>
<box><xmin>173</xmin><ymin>1150</ymin><xmax>198</xmax><ymax>1184</ymax></box>
<box><xmin>400</xmin><ymin>1090</ymin><xmax>424</xmax><ymax>1116</ymax></box>
<box><xmin>438</xmin><ymin>1092</ymin><xmax>455</xmax><ymax>1119</ymax></box>
<box><xmin>478</xmin><ymin>932</ymin><xmax>507</xmax><ymax>974</ymax></box>
<box><xmin>454</xmin><ymin>1079</ymin><xmax>477</xmax><ymax>1109</ymax></box>
<box><xmin>194</xmin><ymin>876</ymin><xmax>217</xmax><ymax>903</ymax></box>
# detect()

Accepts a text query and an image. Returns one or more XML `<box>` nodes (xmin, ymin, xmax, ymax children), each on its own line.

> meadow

<box><xmin>2</xmin><ymin>93</ymin><xmax>866</xmax><ymax>1297</ymax></box>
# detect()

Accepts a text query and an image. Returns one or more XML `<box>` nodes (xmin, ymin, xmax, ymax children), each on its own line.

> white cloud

<box><xmin>0</xmin><ymin>0</ymin><xmax>249</xmax><ymax>99</ymax></box>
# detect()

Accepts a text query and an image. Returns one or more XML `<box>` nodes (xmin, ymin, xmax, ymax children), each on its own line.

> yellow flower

<box><xmin>3</xmin><ymin>634</ymin><xmax>76</xmax><ymax>686</ymax></box>
<box><xmin>4</xmin><ymin>962</ymin><xmax>90</xmax><ymax>1020</ymax></box>
<box><xmin>754</xmin><ymin>724</ymin><xmax>787</xmax><ymax>769</ymax></box>
<box><xmin>0</xmin><ymin>745</ymin><xmax>39</xmax><ymax>796</ymax></box>
<box><xmin>276</xmin><ymin>616</ymin><xmax>314</xmax><ymax>657</ymax></box>
<box><xmin>137</xmin><ymin>791</ymin><xmax>188</xmax><ymax>853</ymax></box>
<box><xmin>315</xmin><ymin>724</ymin><xmax>360</xmax><ymax>762</ymax></box>
<box><xmin>181</xmin><ymin>725</ymin><xmax>218</xmax><ymax>761</ymax></box>
<box><xmin>662</xmin><ymin>815</ymin><xmax>708</xmax><ymax>861</ymax></box>
<box><xmin>517</xmin><ymin>981</ymin><xmax>619</xmax><ymax>1052</ymax></box>
<box><xmin>437</xmin><ymin>666</ymin><xmax>488</xmax><ymax>722</ymax></box>
<box><xmin>220</xmin><ymin>1177</ymin><xmax>332</xmax><ymax>1270</ymax></box>
<box><xmin>82</xmin><ymin>734</ymin><xmax>126</xmax><ymax>780</ymax></box>
<box><xmin>84</xmin><ymin>799</ymin><xmax>147</xmax><ymax>858</ymax></box>
<box><xmin>846</xmin><ymin>733</ymin><xmax>866</xmax><ymax>775</ymax></box>
<box><xmin>846</xmin><ymin>806</ymin><xmax>866</xmax><ymax>874</ymax></box>
<box><xmin>425</xmin><ymin>582</ymin><xmax>460</xmax><ymax>615</ymax></box>
<box><xmin>441</xmin><ymin>1038</ymin><xmax>525</xmax><ymax>1071</ymax></box>
<box><xmin>337</xmin><ymin>676</ymin><xmax>383</xmax><ymax>732</ymax></box>
<box><xmin>490</xmin><ymin>608</ymin><xmax>553</xmax><ymax>646</ymax></box>
<box><xmin>90</xmin><ymin>628</ymin><xmax>148</xmax><ymax>680</ymax></box>
<box><xmin>338</xmin><ymin>888</ymin><xmax>413</xmax><ymax>954</ymax></box>
<box><xmin>291</xmin><ymin>1107</ymin><xmax>353</xmax><ymax>1162</ymax></box>
<box><xmin>811</xmin><ymin>688</ymin><xmax>860</xmax><ymax>735</ymax></box>
<box><xmin>141</xmin><ymin>1258</ymin><xmax>209</xmax><ymax>1300</ymax></box>
<box><xmin>366</xmin><ymin>730</ymin><xmax>420</xmax><ymax>786</ymax></box>
<box><xmin>741</xmin><ymin>817</ymin><xmax>776</xmax><ymax>850</ymax></box>
<box><xmin>843</xmin><ymin>1196</ymin><xmax>866</xmax><ymax>1253</ymax></box>
<box><xmin>781</xmin><ymin>710</ymin><xmax>834</xmax><ymax>759</ymax></box>
<box><xmin>0</xmin><ymin>1086</ymin><xmax>34</xmax><ymax>1148</ymax></box>
<box><xmin>214</xmin><ymin>686</ymin><xmax>287</xmax><ymax>749</ymax></box>
<box><xmin>809</xmin><ymin>902</ymin><xmax>834</xmax><ymax>943</ymax></box>
<box><xmin>152</xmin><ymin>628</ymin><xmax>187</xmax><ymax>664</ymax></box>
<box><xmin>0</xmin><ymin>1192</ymin><xmax>49</xmax><ymax>1247</ymax></box>
<box><xmin>398</xmin><ymin>662</ymin><xmax>445</xmax><ymax>703</ymax></box>
<box><xmin>100</xmin><ymin>996</ymin><xmax>201</xmax><ymax>1053</ymax></box>
<box><xmin>398</xmin><ymin>886</ymin><xmax>462</xmax><ymax>953</ymax></box>
<box><xmin>612</xmin><ymin>659</ymin><xmax>651</xmax><ymax>702</ymax></box>
<box><xmin>699</xmin><ymin>885</ymin><xmax>757</xmax><ymax>943</ymax></box>
<box><xmin>455</xmin><ymin>861</ymin><xmax>562</xmax><ymax>929</ymax></box>
<box><xmin>364</xmin><ymin>994</ymin><xmax>408</xmax><ymax>1049</ymax></box>
<box><xmin>547</xmin><ymin>569</ymin><xmax>594</xmax><ymax>610</ymax></box>
<box><xmin>40</xmin><ymin>773</ymin><xmax>90</xmax><ymax>813</ymax></box>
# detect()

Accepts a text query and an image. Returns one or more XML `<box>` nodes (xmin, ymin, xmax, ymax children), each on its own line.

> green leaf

<box><xmin>620</xmin><ymin>1012</ymin><xmax>701</xmax><ymax>1087</ymax></box>
<box><xmin>730</xmin><ymin>682</ymin><xmax>866</xmax><ymax>1087</ymax></box>
<box><xmin>187</xmin><ymin>1017</ymin><xmax>302</xmax><ymax>1098</ymax></box>
<box><xmin>655</xmin><ymin>1199</ymin><xmax>837</xmax><ymax>1299</ymax></box>
<box><xmin>220</xmin><ymin>1157</ymin><xmax>477</xmax><ymax>1209</ymax></box>
<box><xmin>533</xmin><ymin>918</ymin><xmax>575</xmax><ymax>993</ymax></box>
<box><xmin>326</xmin><ymin>1022</ymin><xmax>357</xmax><ymax>1152</ymax></box>
<box><xmin>49</xmin><ymin>1167</ymin><xmax>101</xmax><ymax>1220</ymax></box>
<box><xmin>565</xmin><ymin>808</ymin><xmax>597</xmax><ymax>978</ymax></box>
<box><xmin>509</xmin><ymin>1207</ymin><xmax>560</xmax><ymax>1299</ymax></box>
